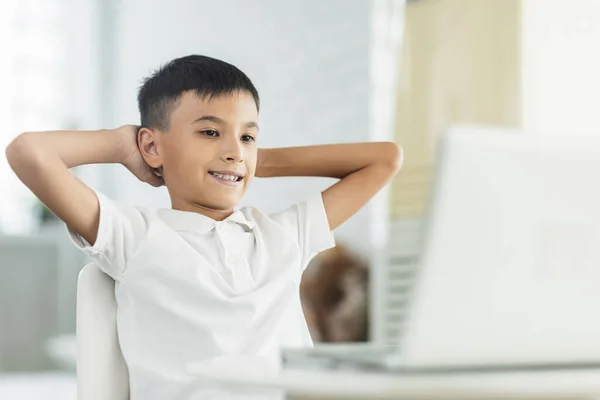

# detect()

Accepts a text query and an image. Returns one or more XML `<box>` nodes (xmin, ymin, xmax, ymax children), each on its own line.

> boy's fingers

<box><xmin>146</xmin><ymin>171</ymin><xmax>164</xmax><ymax>187</ymax></box>
<box><xmin>149</xmin><ymin>176</ymin><xmax>164</xmax><ymax>187</ymax></box>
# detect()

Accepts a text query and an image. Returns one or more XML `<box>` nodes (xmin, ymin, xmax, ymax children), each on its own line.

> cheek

<box><xmin>172</xmin><ymin>145</ymin><xmax>209</xmax><ymax>171</ymax></box>
<box><xmin>161</xmin><ymin>141</ymin><xmax>183</xmax><ymax>167</ymax></box>
<box><xmin>165</xmin><ymin>152</ymin><xmax>188</xmax><ymax>174</ymax></box>
<box><xmin>165</xmin><ymin>155</ymin><xmax>206</xmax><ymax>183</ymax></box>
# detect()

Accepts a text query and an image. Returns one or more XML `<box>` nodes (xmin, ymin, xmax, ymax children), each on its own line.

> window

<box><xmin>0</xmin><ymin>0</ymin><xmax>68</xmax><ymax>234</ymax></box>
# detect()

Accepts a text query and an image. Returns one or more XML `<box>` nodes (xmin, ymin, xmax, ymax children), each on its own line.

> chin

<box><xmin>207</xmin><ymin>197</ymin><xmax>242</xmax><ymax>210</ymax></box>
<box><xmin>223</xmin><ymin>200</ymin><xmax>241</xmax><ymax>210</ymax></box>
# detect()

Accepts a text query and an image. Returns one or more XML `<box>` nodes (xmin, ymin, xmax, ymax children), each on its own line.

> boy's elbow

<box><xmin>6</xmin><ymin>134</ymin><xmax>24</xmax><ymax>168</ymax></box>
<box><xmin>6</xmin><ymin>133</ymin><xmax>39</xmax><ymax>171</ymax></box>
<box><xmin>381</xmin><ymin>142</ymin><xmax>403</xmax><ymax>173</ymax></box>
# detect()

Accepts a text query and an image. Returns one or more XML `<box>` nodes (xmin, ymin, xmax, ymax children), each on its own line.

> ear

<box><xmin>138</xmin><ymin>127</ymin><xmax>163</xmax><ymax>171</ymax></box>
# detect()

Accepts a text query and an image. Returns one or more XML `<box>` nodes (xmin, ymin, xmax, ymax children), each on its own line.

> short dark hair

<box><xmin>137</xmin><ymin>55</ymin><xmax>260</xmax><ymax>130</ymax></box>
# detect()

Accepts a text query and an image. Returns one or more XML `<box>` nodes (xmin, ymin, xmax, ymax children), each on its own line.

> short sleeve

<box><xmin>270</xmin><ymin>192</ymin><xmax>336</xmax><ymax>271</ymax></box>
<box><xmin>66</xmin><ymin>190</ymin><xmax>150</xmax><ymax>280</ymax></box>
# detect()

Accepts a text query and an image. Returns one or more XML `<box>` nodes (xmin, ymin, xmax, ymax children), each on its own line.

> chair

<box><xmin>77</xmin><ymin>263</ymin><xmax>129</xmax><ymax>399</ymax></box>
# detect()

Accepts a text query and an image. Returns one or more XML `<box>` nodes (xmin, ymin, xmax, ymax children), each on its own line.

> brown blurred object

<box><xmin>300</xmin><ymin>244</ymin><xmax>369</xmax><ymax>342</ymax></box>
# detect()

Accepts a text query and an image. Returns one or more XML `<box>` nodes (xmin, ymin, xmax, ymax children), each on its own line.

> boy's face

<box><xmin>158</xmin><ymin>90</ymin><xmax>259</xmax><ymax>213</ymax></box>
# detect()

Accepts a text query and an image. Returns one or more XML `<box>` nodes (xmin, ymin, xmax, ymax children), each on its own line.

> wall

<box><xmin>522</xmin><ymin>0</ymin><xmax>600</xmax><ymax>137</ymax></box>
<box><xmin>390</xmin><ymin>0</ymin><xmax>521</xmax><ymax>219</ymax></box>
<box><xmin>97</xmin><ymin>0</ymin><xmax>376</xmax><ymax>253</ymax></box>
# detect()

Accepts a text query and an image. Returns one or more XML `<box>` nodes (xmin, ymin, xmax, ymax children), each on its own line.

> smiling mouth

<box><xmin>208</xmin><ymin>171</ymin><xmax>244</xmax><ymax>183</ymax></box>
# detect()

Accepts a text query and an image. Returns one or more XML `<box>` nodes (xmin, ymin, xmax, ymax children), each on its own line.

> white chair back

<box><xmin>77</xmin><ymin>263</ymin><xmax>129</xmax><ymax>399</ymax></box>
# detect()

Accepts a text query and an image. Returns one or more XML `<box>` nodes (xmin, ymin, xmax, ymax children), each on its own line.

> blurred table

<box><xmin>0</xmin><ymin>227</ymin><xmax>83</xmax><ymax>371</ymax></box>
<box><xmin>187</xmin><ymin>360</ymin><xmax>600</xmax><ymax>400</ymax></box>
<box><xmin>45</xmin><ymin>334</ymin><xmax>76</xmax><ymax>371</ymax></box>
<box><xmin>48</xmin><ymin>338</ymin><xmax>600</xmax><ymax>400</ymax></box>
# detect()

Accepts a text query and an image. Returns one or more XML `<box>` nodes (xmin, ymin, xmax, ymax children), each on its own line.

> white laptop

<box><xmin>283</xmin><ymin>125</ymin><xmax>600</xmax><ymax>372</ymax></box>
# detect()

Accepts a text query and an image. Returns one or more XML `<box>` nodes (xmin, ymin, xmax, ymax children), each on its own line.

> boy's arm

<box><xmin>256</xmin><ymin>142</ymin><xmax>402</xmax><ymax>230</ymax></box>
<box><xmin>5</xmin><ymin>125</ymin><xmax>162</xmax><ymax>246</ymax></box>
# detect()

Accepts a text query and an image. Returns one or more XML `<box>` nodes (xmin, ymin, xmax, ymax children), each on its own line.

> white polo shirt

<box><xmin>68</xmin><ymin>190</ymin><xmax>335</xmax><ymax>400</ymax></box>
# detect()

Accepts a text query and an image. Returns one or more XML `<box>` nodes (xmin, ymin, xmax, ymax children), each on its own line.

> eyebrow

<box><xmin>192</xmin><ymin>115</ymin><xmax>259</xmax><ymax>131</ymax></box>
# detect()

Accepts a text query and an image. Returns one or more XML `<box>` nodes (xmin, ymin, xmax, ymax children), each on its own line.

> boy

<box><xmin>6</xmin><ymin>55</ymin><xmax>401</xmax><ymax>399</ymax></box>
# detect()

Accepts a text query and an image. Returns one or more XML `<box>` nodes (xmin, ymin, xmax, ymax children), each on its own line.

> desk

<box><xmin>47</xmin><ymin>336</ymin><xmax>600</xmax><ymax>400</ymax></box>
<box><xmin>188</xmin><ymin>361</ymin><xmax>600</xmax><ymax>400</ymax></box>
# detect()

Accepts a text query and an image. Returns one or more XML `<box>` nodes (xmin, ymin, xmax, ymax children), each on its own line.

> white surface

<box><xmin>0</xmin><ymin>372</ymin><xmax>76</xmax><ymax>400</ymax></box>
<box><xmin>402</xmin><ymin>126</ymin><xmax>600</xmax><ymax>367</ymax></box>
<box><xmin>187</xmin><ymin>361</ymin><xmax>600</xmax><ymax>399</ymax></box>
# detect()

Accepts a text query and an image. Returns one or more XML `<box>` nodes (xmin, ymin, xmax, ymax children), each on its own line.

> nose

<box><xmin>220</xmin><ymin>134</ymin><xmax>243</xmax><ymax>163</ymax></box>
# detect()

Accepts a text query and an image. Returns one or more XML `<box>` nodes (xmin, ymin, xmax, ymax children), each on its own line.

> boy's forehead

<box><xmin>176</xmin><ymin>91</ymin><xmax>257</xmax><ymax>120</ymax></box>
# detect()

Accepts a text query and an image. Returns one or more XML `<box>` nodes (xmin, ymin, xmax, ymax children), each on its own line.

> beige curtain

<box><xmin>391</xmin><ymin>0</ymin><xmax>522</xmax><ymax>219</ymax></box>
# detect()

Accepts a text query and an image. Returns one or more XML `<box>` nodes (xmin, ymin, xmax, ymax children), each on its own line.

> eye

<box><xmin>201</xmin><ymin>130</ymin><xmax>219</xmax><ymax>137</ymax></box>
<box><xmin>241</xmin><ymin>134</ymin><xmax>255</xmax><ymax>143</ymax></box>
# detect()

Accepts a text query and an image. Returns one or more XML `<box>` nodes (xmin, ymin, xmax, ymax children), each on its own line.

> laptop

<box><xmin>282</xmin><ymin>125</ymin><xmax>600</xmax><ymax>372</ymax></box>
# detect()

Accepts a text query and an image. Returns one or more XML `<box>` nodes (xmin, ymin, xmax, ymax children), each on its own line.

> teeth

<box><xmin>211</xmin><ymin>172</ymin><xmax>239</xmax><ymax>182</ymax></box>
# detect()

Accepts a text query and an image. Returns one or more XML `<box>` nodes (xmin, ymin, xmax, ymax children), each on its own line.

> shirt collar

<box><xmin>157</xmin><ymin>208</ymin><xmax>255</xmax><ymax>234</ymax></box>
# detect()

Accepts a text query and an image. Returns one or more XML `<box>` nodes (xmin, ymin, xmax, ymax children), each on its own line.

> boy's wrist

<box><xmin>109</xmin><ymin>125</ymin><xmax>140</xmax><ymax>166</ymax></box>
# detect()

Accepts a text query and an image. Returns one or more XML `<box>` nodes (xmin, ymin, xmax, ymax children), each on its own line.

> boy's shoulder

<box><xmin>100</xmin><ymin>190</ymin><xmax>324</xmax><ymax>235</ymax></box>
<box><xmin>239</xmin><ymin>192</ymin><xmax>328</xmax><ymax>231</ymax></box>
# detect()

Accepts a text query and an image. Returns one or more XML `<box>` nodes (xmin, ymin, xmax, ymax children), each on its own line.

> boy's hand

<box><xmin>256</xmin><ymin>143</ymin><xmax>402</xmax><ymax>230</ymax></box>
<box><xmin>116</xmin><ymin>125</ymin><xmax>164</xmax><ymax>187</ymax></box>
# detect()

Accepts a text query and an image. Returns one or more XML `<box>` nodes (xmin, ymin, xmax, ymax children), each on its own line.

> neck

<box><xmin>170</xmin><ymin>198</ymin><xmax>234</xmax><ymax>221</ymax></box>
